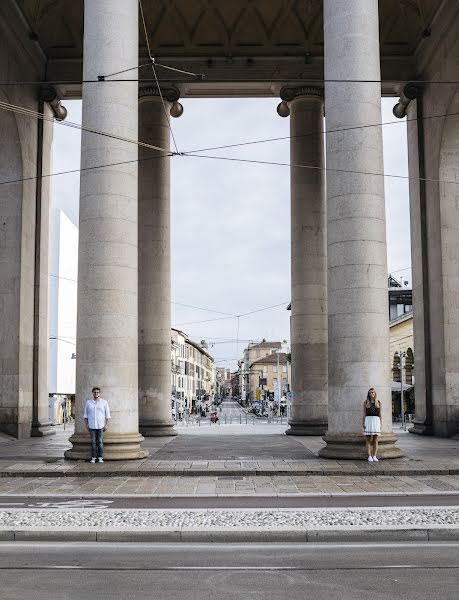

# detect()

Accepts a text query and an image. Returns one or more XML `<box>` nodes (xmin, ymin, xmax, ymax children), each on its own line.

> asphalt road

<box><xmin>217</xmin><ymin>399</ymin><xmax>247</xmax><ymax>422</ymax></box>
<box><xmin>0</xmin><ymin>542</ymin><xmax>457</xmax><ymax>599</ymax></box>
<box><xmin>0</xmin><ymin>494</ymin><xmax>457</xmax><ymax>509</ymax></box>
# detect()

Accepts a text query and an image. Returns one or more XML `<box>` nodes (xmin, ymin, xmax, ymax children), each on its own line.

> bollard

<box><xmin>240</xmin><ymin>415</ymin><xmax>242</xmax><ymax>424</ymax></box>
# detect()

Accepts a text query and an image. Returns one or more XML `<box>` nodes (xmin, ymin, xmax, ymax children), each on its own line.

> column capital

<box><xmin>277</xmin><ymin>86</ymin><xmax>324</xmax><ymax>117</ymax></box>
<box><xmin>280</xmin><ymin>86</ymin><xmax>324</xmax><ymax>102</ymax></box>
<box><xmin>39</xmin><ymin>86</ymin><xmax>67</xmax><ymax>121</ymax></box>
<box><xmin>139</xmin><ymin>86</ymin><xmax>183</xmax><ymax>117</ymax></box>
<box><xmin>139</xmin><ymin>86</ymin><xmax>180</xmax><ymax>102</ymax></box>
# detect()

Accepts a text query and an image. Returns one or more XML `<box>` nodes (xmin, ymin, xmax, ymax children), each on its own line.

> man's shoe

<box><xmin>367</xmin><ymin>456</ymin><xmax>373</xmax><ymax>462</ymax></box>
<box><xmin>90</xmin><ymin>458</ymin><xmax>96</xmax><ymax>463</ymax></box>
<box><xmin>98</xmin><ymin>457</ymin><xmax>104</xmax><ymax>463</ymax></box>
<box><xmin>372</xmin><ymin>456</ymin><xmax>379</xmax><ymax>462</ymax></box>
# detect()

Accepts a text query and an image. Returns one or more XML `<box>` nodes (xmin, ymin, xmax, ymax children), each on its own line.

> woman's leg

<box><xmin>365</xmin><ymin>435</ymin><xmax>371</xmax><ymax>457</ymax></box>
<box><xmin>373</xmin><ymin>434</ymin><xmax>379</xmax><ymax>457</ymax></box>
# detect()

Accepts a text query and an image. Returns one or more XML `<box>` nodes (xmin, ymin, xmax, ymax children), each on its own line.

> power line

<box><xmin>138</xmin><ymin>0</ymin><xmax>180</xmax><ymax>155</ymax></box>
<box><xmin>174</xmin><ymin>300</ymin><xmax>290</xmax><ymax>326</ymax></box>
<box><xmin>49</xmin><ymin>273</ymin><xmax>238</xmax><ymax>317</ymax></box>
<box><xmin>172</xmin><ymin>302</ymin><xmax>236</xmax><ymax>317</ymax></box>
<box><xmin>185</xmin><ymin>111</ymin><xmax>459</xmax><ymax>155</ymax></box>
<box><xmin>184</xmin><ymin>153</ymin><xmax>457</xmax><ymax>185</ymax></box>
<box><xmin>1</xmin><ymin>105</ymin><xmax>458</xmax><ymax>187</ymax></box>
<box><xmin>389</xmin><ymin>266</ymin><xmax>412</xmax><ymax>275</ymax></box>
<box><xmin>0</xmin><ymin>100</ymin><xmax>168</xmax><ymax>154</ymax></box>
<box><xmin>0</xmin><ymin>78</ymin><xmax>457</xmax><ymax>87</ymax></box>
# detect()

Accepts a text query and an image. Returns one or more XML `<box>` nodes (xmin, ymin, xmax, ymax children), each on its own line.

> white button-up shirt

<box><xmin>83</xmin><ymin>398</ymin><xmax>111</xmax><ymax>429</ymax></box>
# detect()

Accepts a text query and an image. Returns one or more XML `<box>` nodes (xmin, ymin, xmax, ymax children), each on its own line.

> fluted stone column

<box><xmin>320</xmin><ymin>0</ymin><xmax>401</xmax><ymax>459</ymax></box>
<box><xmin>278</xmin><ymin>88</ymin><xmax>328</xmax><ymax>436</ymax></box>
<box><xmin>138</xmin><ymin>87</ymin><xmax>181</xmax><ymax>436</ymax></box>
<box><xmin>66</xmin><ymin>0</ymin><xmax>147</xmax><ymax>460</ymax></box>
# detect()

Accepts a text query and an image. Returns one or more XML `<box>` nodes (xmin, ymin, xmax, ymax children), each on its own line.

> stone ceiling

<box><xmin>15</xmin><ymin>0</ymin><xmax>442</xmax><ymax>60</ymax></box>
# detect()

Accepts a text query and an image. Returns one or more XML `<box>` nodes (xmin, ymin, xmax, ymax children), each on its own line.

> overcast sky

<box><xmin>52</xmin><ymin>97</ymin><xmax>410</xmax><ymax>369</ymax></box>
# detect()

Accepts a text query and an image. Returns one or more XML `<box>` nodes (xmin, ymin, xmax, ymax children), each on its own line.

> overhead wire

<box><xmin>0</xmin><ymin>100</ymin><xmax>168</xmax><ymax>154</ymax></box>
<box><xmin>138</xmin><ymin>0</ymin><xmax>180</xmax><ymax>155</ymax></box>
<box><xmin>185</xmin><ymin>110</ymin><xmax>459</xmax><ymax>155</ymax></box>
<box><xmin>183</xmin><ymin>152</ymin><xmax>456</xmax><ymax>185</ymax></box>
<box><xmin>0</xmin><ymin>78</ymin><xmax>457</xmax><ymax>86</ymax></box>
<box><xmin>0</xmin><ymin>103</ymin><xmax>458</xmax><ymax>187</ymax></box>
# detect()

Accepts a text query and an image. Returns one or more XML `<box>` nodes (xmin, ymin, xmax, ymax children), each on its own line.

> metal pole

<box><xmin>400</xmin><ymin>351</ymin><xmax>406</xmax><ymax>431</ymax></box>
<box><xmin>277</xmin><ymin>350</ymin><xmax>280</xmax><ymax>417</ymax></box>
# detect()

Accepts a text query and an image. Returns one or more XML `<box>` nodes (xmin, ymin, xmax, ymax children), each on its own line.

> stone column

<box><xmin>65</xmin><ymin>0</ymin><xmax>147</xmax><ymax>460</ymax></box>
<box><xmin>138</xmin><ymin>87</ymin><xmax>182</xmax><ymax>436</ymax></box>
<box><xmin>278</xmin><ymin>87</ymin><xmax>328</xmax><ymax>435</ymax></box>
<box><xmin>32</xmin><ymin>94</ymin><xmax>61</xmax><ymax>437</ymax></box>
<box><xmin>320</xmin><ymin>0</ymin><xmax>401</xmax><ymax>458</ymax></box>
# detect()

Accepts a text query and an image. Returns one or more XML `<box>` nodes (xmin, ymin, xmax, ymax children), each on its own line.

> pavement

<box><xmin>0</xmin><ymin>412</ymin><xmax>458</xmax><ymax>543</ymax></box>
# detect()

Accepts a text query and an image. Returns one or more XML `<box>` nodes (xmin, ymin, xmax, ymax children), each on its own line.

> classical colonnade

<box><xmin>62</xmin><ymin>0</ymin><xmax>399</xmax><ymax>460</ymax></box>
<box><xmin>1</xmin><ymin>0</ymin><xmax>457</xmax><ymax>458</ymax></box>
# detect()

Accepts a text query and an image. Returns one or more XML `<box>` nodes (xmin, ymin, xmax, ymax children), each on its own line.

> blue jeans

<box><xmin>89</xmin><ymin>428</ymin><xmax>104</xmax><ymax>458</ymax></box>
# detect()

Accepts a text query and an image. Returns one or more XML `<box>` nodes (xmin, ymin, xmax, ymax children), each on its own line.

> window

<box><xmin>283</xmin><ymin>366</ymin><xmax>287</xmax><ymax>373</ymax></box>
<box><xmin>273</xmin><ymin>366</ymin><xmax>277</xmax><ymax>373</ymax></box>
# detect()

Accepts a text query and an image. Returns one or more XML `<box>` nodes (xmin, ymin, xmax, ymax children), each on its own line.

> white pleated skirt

<box><xmin>364</xmin><ymin>416</ymin><xmax>381</xmax><ymax>435</ymax></box>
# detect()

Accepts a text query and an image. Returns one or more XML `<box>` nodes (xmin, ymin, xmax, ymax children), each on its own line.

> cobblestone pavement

<box><xmin>0</xmin><ymin>473</ymin><xmax>457</xmax><ymax>496</ymax></box>
<box><xmin>0</xmin><ymin>506</ymin><xmax>458</xmax><ymax>530</ymax></box>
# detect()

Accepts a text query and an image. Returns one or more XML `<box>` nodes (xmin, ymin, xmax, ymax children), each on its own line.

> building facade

<box><xmin>248</xmin><ymin>353</ymin><xmax>291</xmax><ymax>404</ymax></box>
<box><xmin>171</xmin><ymin>329</ymin><xmax>215</xmax><ymax>416</ymax></box>
<box><xmin>0</xmin><ymin>1</ymin><xmax>457</xmax><ymax>456</ymax></box>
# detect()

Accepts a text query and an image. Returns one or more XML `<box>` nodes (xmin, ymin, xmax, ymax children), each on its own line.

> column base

<box><xmin>139</xmin><ymin>421</ymin><xmax>177</xmax><ymax>437</ymax></box>
<box><xmin>31</xmin><ymin>421</ymin><xmax>56</xmax><ymax>437</ymax></box>
<box><xmin>409</xmin><ymin>419</ymin><xmax>434</xmax><ymax>436</ymax></box>
<box><xmin>64</xmin><ymin>432</ymin><xmax>148</xmax><ymax>461</ymax></box>
<box><xmin>318</xmin><ymin>432</ymin><xmax>402</xmax><ymax>460</ymax></box>
<box><xmin>286</xmin><ymin>420</ymin><xmax>327</xmax><ymax>436</ymax></box>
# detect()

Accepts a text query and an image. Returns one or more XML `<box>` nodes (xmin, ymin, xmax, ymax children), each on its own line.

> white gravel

<box><xmin>0</xmin><ymin>507</ymin><xmax>458</xmax><ymax>529</ymax></box>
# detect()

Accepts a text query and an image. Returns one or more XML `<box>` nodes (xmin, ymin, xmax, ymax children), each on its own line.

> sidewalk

<box><xmin>0</xmin><ymin>425</ymin><xmax>458</xmax><ymax>543</ymax></box>
<box><xmin>0</xmin><ymin>424</ymin><xmax>458</xmax><ymax>478</ymax></box>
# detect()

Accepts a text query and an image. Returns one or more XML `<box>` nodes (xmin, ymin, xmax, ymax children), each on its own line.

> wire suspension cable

<box><xmin>184</xmin><ymin>153</ymin><xmax>457</xmax><ymax>186</ymax></box>
<box><xmin>185</xmin><ymin>111</ymin><xmax>459</xmax><ymax>155</ymax></box>
<box><xmin>0</xmin><ymin>78</ymin><xmax>458</xmax><ymax>86</ymax></box>
<box><xmin>139</xmin><ymin>0</ymin><xmax>180</xmax><ymax>154</ymax></box>
<box><xmin>1</xmin><ymin>101</ymin><xmax>457</xmax><ymax>187</ymax></box>
<box><xmin>0</xmin><ymin>100</ymin><xmax>168</xmax><ymax>153</ymax></box>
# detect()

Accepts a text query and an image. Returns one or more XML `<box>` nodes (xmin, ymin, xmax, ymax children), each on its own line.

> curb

<box><xmin>1</xmin><ymin>467</ymin><xmax>457</xmax><ymax>478</ymax></box>
<box><xmin>1</xmin><ymin>526</ymin><xmax>458</xmax><ymax>543</ymax></box>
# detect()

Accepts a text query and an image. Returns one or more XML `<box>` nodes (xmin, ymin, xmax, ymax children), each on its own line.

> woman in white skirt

<box><xmin>362</xmin><ymin>388</ymin><xmax>381</xmax><ymax>462</ymax></box>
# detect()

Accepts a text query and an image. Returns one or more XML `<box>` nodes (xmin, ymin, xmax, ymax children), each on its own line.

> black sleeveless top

<box><xmin>365</xmin><ymin>403</ymin><xmax>380</xmax><ymax>417</ymax></box>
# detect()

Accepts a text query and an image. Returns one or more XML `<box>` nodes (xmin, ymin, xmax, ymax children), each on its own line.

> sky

<box><xmin>51</xmin><ymin>97</ymin><xmax>410</xmax><ymax>370</ymax></box>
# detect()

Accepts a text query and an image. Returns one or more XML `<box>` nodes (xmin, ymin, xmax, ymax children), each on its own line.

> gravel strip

<box><xmin>0</xmin><ymin>507</ymin><xmax>458</xmax><ymax>529</ymax></box>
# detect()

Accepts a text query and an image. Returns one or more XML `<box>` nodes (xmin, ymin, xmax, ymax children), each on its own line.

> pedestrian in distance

<box><xmin>362</xmin><ymin>387</ymin><xmax>381</xmax><ymax>462</ymax></box>
<box><xmin>84</xmin><ymin>387</ymin><xmax>111</xmax><ymax>463</ymax></box>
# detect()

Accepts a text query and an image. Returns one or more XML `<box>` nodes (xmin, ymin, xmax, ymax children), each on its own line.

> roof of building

<box><xmin>249</xmin><ymin>341</ymin><xmax>282</xmax><ymax>350</ymax></box>
<box><xmin>250</xmin><ymin>352</ymin><xmax>289</xmax><ymax>366</ymax></box>
<box><xmin>389</xmin><ymin>310</ymin><xmax>413</xmax><ymax>327</ymax></box>
<box><xmin>171</xmin><ymin>328</ymin><xmax>214</xmax><ymax>361</ymax></box>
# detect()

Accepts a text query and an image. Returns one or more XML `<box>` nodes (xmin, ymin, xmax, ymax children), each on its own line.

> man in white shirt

<box><xmin>83</xmin><ymin>387</ymin><xmax>111</xmax><ymax>463</ymax></box>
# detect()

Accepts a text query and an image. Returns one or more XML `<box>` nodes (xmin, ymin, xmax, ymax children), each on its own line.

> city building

<box><xmin>248</xmin><ymin>352</ymin><xmax>291</xmax><ymax>408</ymax></box>
<box><xmin>239</xmin><ymin>340</ymin><xmax>289</xmax><ymax>404</ymax></box>
<box><xmin>389</xmin><ymin>276</ymin><xmax>414</xmax><ymax>417</ymax></box>
<box><xmin>48</xmin><ymin>210</ymin><xmax>78</xmax><ymax>425</ymax></box>
<box><xmin>171</xmin><ymin>329</ymin><xmax>215</xmax><ymax>417</ymax></box>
